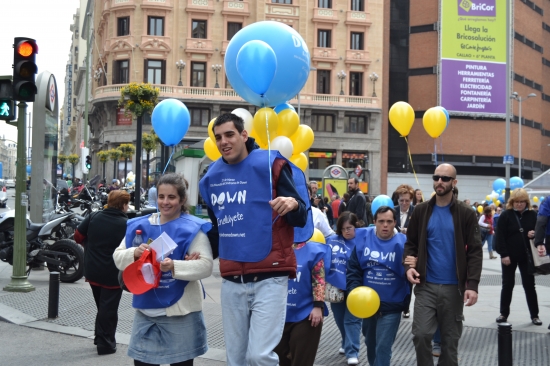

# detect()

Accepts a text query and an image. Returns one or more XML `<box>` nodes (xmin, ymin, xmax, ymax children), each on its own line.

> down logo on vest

<box><xmin>325</xmin><ymin>234</ymin><xmax>356</xmax><ymax>291</ymax></box>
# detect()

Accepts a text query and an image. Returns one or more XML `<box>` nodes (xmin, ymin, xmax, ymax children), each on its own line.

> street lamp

<box><xmin>93</xmin><ymin>68</ymin><xmax>103</xmax><ymax>85</ymax></box>
<box><xmin>337</xmin><ymin>70</ymin><xmax>347</xmax><ymax>95</ymax></box>
<box><xmin>369</xmin><ymin>72</ymin><xmax>379</xmax><ymax>97</ymax></box>
<box><xmin>212</xmin><ymin>64</ymin><xmax>222</xmax><ymax>88</ymax></box>
<box><xmin>176</xmin><ymin>60</ymin><xmax>186</xmax><ymax>86</ymax></box>
<box><xmin>510</xmin><ymin>92</ymin><xmax>536</xmax><ymax>178</ymax></box>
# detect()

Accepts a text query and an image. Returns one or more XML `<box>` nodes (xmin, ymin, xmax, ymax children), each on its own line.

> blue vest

<box><xmin>286</xmin><ymin>242</ymin><xmax>328</xmax><ymax>322</ymax></box>
<box><xmin>355</xmin><ymin>227</ymin><xmax>410</xmax><ymax>304</ymax></box>
<box><xmin>199</xmin><ymin>149</ymin><xmax>312</xmax><ymax>262</ymax></box>
<box><xmin>125</xmin><ymin>214</ymin><xmax>212</xmax><ymax>309</ymax></box>
<box><xmin>325</xmin><ymin>234</ymin><xmax>356</xmax><ymax>291</ymax></box>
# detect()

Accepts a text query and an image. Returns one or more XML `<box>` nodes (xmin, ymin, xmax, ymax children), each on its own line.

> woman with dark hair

<box><xmin>75</xmin><ymin>190</ymin><xmax>131</xmax><ymax>355</ymax></box>
<box><xmin>114</xmin><ymin>173</ymin><xmax>213</xmax><ymax>366</ymax></box>
<box><xmin>479</xmin><ymin>205</ymin><xmax>497</xmax><ymax>259</ymax></box>
<box><xmin>325</xmin><ymin>212</ymin><xmax>363</xmax><ymax>365</ymax></box>
<box><xmin>494</xmin><ymin>188</ymin><xmax>541</xmax><ymax>325</ymax></box>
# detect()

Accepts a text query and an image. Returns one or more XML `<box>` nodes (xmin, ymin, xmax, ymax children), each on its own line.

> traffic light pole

<box><xmin>4</xmin><ymin>102</ymin><xmax>35</xmax><ymax>292</ymax></box>
<box><xmin>83</xmin><ymin>12</ymin><xmax>91</xmax><ymax>183</ymax></box>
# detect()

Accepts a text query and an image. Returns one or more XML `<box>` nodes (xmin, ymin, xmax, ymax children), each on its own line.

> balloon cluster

<box><xmin>126</xmin><ymin>171</ymin><xmax>135</xmax><ymax>187</ymax></box>
<box><xmin>533</xmin><ymin>196</ymin><xmax>545</xmax><ymax>203</ymax></box>
<box><xmin>388</xmin><ymin>102</ymin><xmax>450</xmax><ymax>139</ymax></box>
<box><xmin>487</xmin><ymin>177</ymin><xmax>526</xmax><ymax>205</ymax></box>
<box><xmin>203</xmin><ymin>105</ymin><xmax>313</xmax><ymax>172</ymax></box>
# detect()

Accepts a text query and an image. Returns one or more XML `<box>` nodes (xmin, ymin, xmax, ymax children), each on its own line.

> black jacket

<box><xmin>395</xmin><ymin>204</ymin><xmax>414</xmax><ymax>232</ymax></box>
<box><xmin>77</xmin><ymin>208</ymin><xmax>128</xmax><ymax>286</ymax></box>
<box><xmin>494</xmin><ymin>209</ymin><xmax>537</xmax><ymax>262</ymax></box>
<box><xmin>346</xmin><ymin>189</ymin><xmax>366</xmax><ymax>222</ymax></box>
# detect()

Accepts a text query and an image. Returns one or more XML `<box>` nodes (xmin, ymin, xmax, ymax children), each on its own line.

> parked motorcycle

<box><xmin>0</xmin><ymin>209</ymin><xmax>84</xmax><ymax>283</ymax></box>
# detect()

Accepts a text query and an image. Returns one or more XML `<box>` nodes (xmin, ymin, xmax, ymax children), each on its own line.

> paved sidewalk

<box><xmin>0</xmin><ymin>249</ymin><xmax>549</xmax><ymax>365</ymax></box>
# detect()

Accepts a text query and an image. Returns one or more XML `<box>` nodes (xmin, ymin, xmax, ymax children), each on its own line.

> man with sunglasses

<box><xmin>403</xmin><ymin>163</ymin><xmax>482</xmax><ymax>366</ymax></box>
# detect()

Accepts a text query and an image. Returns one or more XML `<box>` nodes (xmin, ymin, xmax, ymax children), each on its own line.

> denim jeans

<box><xmin>330</xmin><ymin>302</ymin><xmax>362</xmax><ymax>358</ymax></box>
<box><xmin>361</xmin><ymin>312</ymin><xmax>401</xmax><ymax>366</ymax></box>
<box><xmin>221</xmin><ymin>276</ymin><xmax>288</xmax><ymax>366</ymax></box>
<box><xmin>483</xmin><ymin>233</ymin><xmax>494</xmax><ymax>252</ymax></box>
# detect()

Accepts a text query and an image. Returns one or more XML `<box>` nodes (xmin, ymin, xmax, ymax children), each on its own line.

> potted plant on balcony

<box><xmin>118</xmin><ymin>82</ymin><xmax>160</xmax><ymax>118</ymax></box>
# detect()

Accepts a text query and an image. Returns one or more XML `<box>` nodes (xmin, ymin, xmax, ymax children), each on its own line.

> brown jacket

<box><xmin>403</xmin><ymin>194</ymin><xmax>483</xmax><ymax>293</ymax></box>
<box><xmin>219</xmin><ymin>158</ymin><xmax>298</xmax><ymax>278</ymax></box>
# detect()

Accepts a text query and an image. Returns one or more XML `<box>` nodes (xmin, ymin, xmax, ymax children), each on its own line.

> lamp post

<box><xmin>176</xmin><ymin>60</ymin><xmax>186</xmax><ymax>86</ymax></box>
<box><xmin>337</xmin><ymin>70</ymin><xmax>347</xmax><ymax>95</ymax></box>
<box><xmin>212</xmin><ymin>64</ymin><xmax>222</xmax><ymax>88</ymax></box>
<box><xmin>93</xmin><ymin>68</ymin><xmax>103</xmax><ymax>85</ymax></box>
<box><xmin>510</xmin><ymin>92</ymin><xmax>536</xmax><ymax>178</ymax></box>
<box><xmin>369</xmin><ymin>72</ymin><xmax>379</xmax><ymax>97</ymax></box>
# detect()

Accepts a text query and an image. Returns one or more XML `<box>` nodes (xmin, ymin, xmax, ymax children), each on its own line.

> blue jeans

<box><xmin>362</xmin><ymin>312</ymin><xmax>401</xmax><ymax>366</ymax></box>
<box><xmin>486</xmin><ymin>233</ymin><xmax>494</xmax><ymax>252</ymax></box>
<box><xmin>221</xmin><ymin>276</ymin><xmax>288</xmax><ymax>366</ymax></box>
<box><xmin>433</xmin><ymin>326</ymin><xmax>441</xmax><ymax>344</ymax></box>
<box><xmin>330</xmin><ymin>302</ymin><xmax>362</xmax><ymax>358</ymax></box>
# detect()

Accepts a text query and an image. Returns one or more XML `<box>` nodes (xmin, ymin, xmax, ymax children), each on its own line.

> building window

<box><xmin>145</xmin><ymin>60</ymin><xmax>165</xmax><ymax>84</ymax></box>
<box><xmin>318</xmin><ymin>0</ymin><xmax>331</xmax><ymax>8</ymax></box>
<box><xmin>318</xmin><ymin>30</ymin><xmax>331</xmax><ymax>48</ymax></box>
<box><xmin>349</xmin><ymin>72</ymin><xmax>363</xmax><ymax>96</ymax></box>
<box><xmin>342</xmin><ymin>152</ymin><xmax>367</xmax><ymax>169</ymax></box>
<box><xmin>117</xmin><ymin>17</ymin><xmax>130</xmax><ymax>37</ymax></box>
<box><xmin>191</xmin><ymin>62</ymin><xmax>206</xmax><ymax>87</ymax></box>
<box><xmin>317</xmin><ymin>70</ymin><xmax>331</xmax><ymax>94</ymax></box>
<box><xmin>227</xmin><ymin>22</ymin><xmax>242</xmax><ymax>41</ymax></box>
<box><xmin>148</xmin><ymin>17</ymin><xmax>164</xmax><ymax>36</ymax></box>
<box><xmin>344</xmin><ymin>115</ymin><xmax>367</xmax><ymax>133</ymax></box>
<box><xmin>113</xmin><ymin>60</ymin><xmax>129</xmax><ymax>84</ymax></box>
<box><xmin>192</xmin><ymin>20</ymin><xmax>207</xmax><ymax>39</ymax></box>
<box><xmin>351</xmin><ymin>0</ymin><xmax>364</xmax><ymax>11</ymax></box>
<box><xmin>272</xmin><ymin>0</ymin><xmax>292</xmax><ymax>3</ymax></box>
<box><xmin>351</xmin><ymin>32</ymin><xmax>364</xmax><ymax>50</ymax></box>
<box><xmin>311</xmin><ymin>114</ymin><xmax>334</xmax><ymax>132</ymax></box>
<box><xmin>189</xmin><ymin>108</ymin><xmax>210</xmax><ymax>126</ymax></box>
<box><xmin>308</xmin><ymin>151</ymin><xmax>336</xmax><ymax>170</ymax></box>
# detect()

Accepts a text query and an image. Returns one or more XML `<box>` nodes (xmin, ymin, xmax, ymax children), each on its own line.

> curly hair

<box><xmin>395</xmin><ymin>184</ymin><xmax>414</xmax><ymax>200</ymax></box>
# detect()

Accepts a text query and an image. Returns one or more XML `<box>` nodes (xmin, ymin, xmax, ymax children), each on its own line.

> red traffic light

<box><xmin>13</xmin><ymin>37</ymin><xmax>38</xmax><ymax>102</ymax></box>
<box><xmin>17</xmin><ymin>42</ymin><xmax>34</xmax><ymax>57</ymax></box>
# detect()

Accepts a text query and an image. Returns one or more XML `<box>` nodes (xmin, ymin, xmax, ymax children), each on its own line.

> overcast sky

<box><xmin>0</xmin><ymin>0</ymin><xmax>78</xmax><ymax>143</ymax></box>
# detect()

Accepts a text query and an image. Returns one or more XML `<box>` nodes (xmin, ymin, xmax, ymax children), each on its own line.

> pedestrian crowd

<box><xmin>73</xmin><ymin>112</ymin><xmax>550</xmax><ymax>366</ymax></box>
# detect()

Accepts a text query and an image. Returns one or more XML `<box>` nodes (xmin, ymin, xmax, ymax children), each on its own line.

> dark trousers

<box><xmin>274</xmin><ymin>317</ymin><xmax>323</xmax><ymax>366</ymax></box>
<box><xmin>90</xmin><ymin>284</ymin><xmax>123</xmax><ymax>352</ymax></box>
<box><xmin>134</xmin><ymin>360</ymin><xmax>193</xmax><ymax>366</ymax></box>
<box><xmin>500</xmin><ymin>256</ymin><xmax>539</xmax><ymax>318</ymax></box>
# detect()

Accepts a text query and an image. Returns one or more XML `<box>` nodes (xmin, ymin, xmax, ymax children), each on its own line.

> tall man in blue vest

<box><xmin>199</xmin><ymin>113</ymin><xmax>308</xmax><ymax>366</ymax></box>
<box><xmin>403</xmin><ymin>163</ymin><xmax>482</xmax><ymax>366</ymax></box>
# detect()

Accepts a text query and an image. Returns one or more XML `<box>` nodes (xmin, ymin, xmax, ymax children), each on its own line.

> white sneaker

<box><xmin>339</xmin><ymin>347</ymin><xmax>345</xmax><ymax>354</ymax></box>
<box><xmin>347</xmin><ymin>357</ymin><xmax>359</xmax><ymax>365</ymax></box>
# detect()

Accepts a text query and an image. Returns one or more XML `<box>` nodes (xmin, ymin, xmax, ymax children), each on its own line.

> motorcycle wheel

<box><xmin>47</xmin><ymin>239</ymin><xmax>84</xmax><ymax>283</ymax></box>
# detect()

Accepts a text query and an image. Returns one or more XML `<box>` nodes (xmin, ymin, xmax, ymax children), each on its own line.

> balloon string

<box><xmin>433</xmin><ymin>140</ymin><xmax>438</xmax><ymax>166</ymax></box>
<box><xmin>263</xmin><ymin>101</ymin><xmax>273</xmax><ymax>201</ymax></box>
<box><xmin>439</xmin><ymin>138</ymin><xmax>444</xmax><ymax>162</ymax></box>
<box><xmin>404</xmin><ymin>136</ymin><xmax>422</xmax><ymax>193</ymax></box>
<box><xmin>157</xmin><ymin>146</ymin><xmax>176</xmax><ymax>243</ymax></box>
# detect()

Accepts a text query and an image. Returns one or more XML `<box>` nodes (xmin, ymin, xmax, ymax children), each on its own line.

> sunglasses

<box><xmin>432</xmin><ymin>175</ymin><xmax>455</xmax><ymax>182</ymax></box>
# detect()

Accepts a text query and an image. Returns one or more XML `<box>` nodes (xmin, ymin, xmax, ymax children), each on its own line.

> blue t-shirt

<box><xmin>426</xmin><ymin>204</ymin><xmax>458</xmax><ymax>284</ymax></box>
<box><xmin>538</xmin><ymin>198</ymin><xmax>550</xmax><ymax>235</ymax></box>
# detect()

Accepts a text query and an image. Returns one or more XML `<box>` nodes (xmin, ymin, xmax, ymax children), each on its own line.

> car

<box><xmin>5</xmin><ymin>179</ymin><xmax>15</xmax><ymax>189</ymax></box>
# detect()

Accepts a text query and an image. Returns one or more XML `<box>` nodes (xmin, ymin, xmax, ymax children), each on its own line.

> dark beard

<box><xmin>434</xmin><ymin>184</ymin><xmax>453</xmax><ymax>197</ymax></box>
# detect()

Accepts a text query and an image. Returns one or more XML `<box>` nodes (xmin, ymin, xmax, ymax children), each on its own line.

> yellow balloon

<box><xmin>533</xmin><ymin>196</ymin><xmax>539</xmax><ymax>203</ymax></box>
<box><xmin>388</xmin><ymin>101</ymin><xmax>415</xmax><ymax>137</ymax></box>
<box><xmin>203</xmin><ymin>138</ymin><xmax>221</xmax><ymax>161</ymax></box>
<box><xmin>309</xmin><ymin>228</ymin><xmax>326</xmax><ymax>244</ymax></box>
<box><xmin>253</xmin><ymin>108</ymin><xmax>279</xmax><ymax>145</ymax></box>
<box><xmin>423</xmin><ymin>108</ymin><xmax>447</xmax><ymax>138</ymax></box>
<box><xmin>486</xmin><ymin>195</ymin><xmax>491</xmax><ymax>201</ymax></box>
<box><xmin>495</xmin><ymin>200</ymin><xmax>500</xmax><ymax>206</ymax></box>
<box><xmin>290</xmin><ymin>152</ymin><xmax>308</xmax><ymax>172</ymax></box>
<box><xmin>277</xmin><ymin>109</ymin><xmax>300</xmax><ymax>137</ymax></box>
<box><xmin>346</xmin><ymin>286</ymin><xmax>381</xmax><ymax>318</ymax></box>
<box><xmin>477</xmin><ymin>205</ymin><xmax>483</xmax><ymax>213</ymax></box>
<box><xmin>289</xmin><ymin>125</ymin><xmax>314</xmax><ymax>154</ymax></box>
<box><xmin>207</xmin><ymin>118</ymin><xmax>217</xmax><ymax>142</ymax></box>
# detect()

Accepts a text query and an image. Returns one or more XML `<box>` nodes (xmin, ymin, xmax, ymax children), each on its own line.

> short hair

<box><xmin>533</xmin><ymin>204</ymin><xmax>539</xmax><ymax>210</ymax></box>
<box><xmin>158</xmin><ymin>173</ymin><xmax>189</xmax><ymax>212</ymax></box>
<box><xmin>348</xmin><ymin>177</ymin><xmax>359</xmax><ymax>184</ymax></box>
<box><xmin>107</xmin><ymin>190</ymin><xmax>130</xmax><ymax>210</ymax></box>
<box><xmin>374</xmin><ymin>206</ymin><xmax>397</xmax><ymax>221</ymax></box>
<box><xmin>336</xmin><ymin>212</ymin><xmax>358</xmax><ymax>236</ymax></box>
<box><xmin>213</xmin><ymin>113</ymin><xmax>244</xmax><ymax>134</ymax></box>
<box><xmin>307</xmin><ymin>184</ymin><xmax>312</xmax><ymax>196</ymax></box>
<box><xmin>343</xmin><ymin>192</ymin><xmax>350</xmax><ymax>200</ymax></box>
<box><xmin>506</xmin><ymin>188</ymin><xmax>531</xmax><ymax>210</ymax></box>
<box><xmin>395</xmin><ymin>184</ymin><xmax>414</xmax><ymax>200</ymax></box>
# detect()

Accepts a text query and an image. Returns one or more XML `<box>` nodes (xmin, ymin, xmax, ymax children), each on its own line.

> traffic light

<box><xmin>12</xmin><ymin>37</ymin><xmax>38</xmax><ymax>102</ymax></box>
<box><xmin>85</xmin><ymin>155</ymin><xmax>92</xmax><ymax>170</ymax></box>
<box><xmin>0</xmin><ymin>77</ymin><xmax>15</xmax><ymax>121</ymax></box>
<box><xmin>81</xmin><ymin>147</ymin><xmax>89</xmax><ymax>174</ymax></box>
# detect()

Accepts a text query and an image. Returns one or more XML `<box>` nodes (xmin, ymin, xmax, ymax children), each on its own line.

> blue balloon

<box><xmin>436</xmin><ymin>106</ymin><xmax>450</xmax><ymax>128</ymax></box>
<box><xmin>510</xmin><ymin>176</ymin><xmax>524</xmax><ymax>190</ymax></box>
<box><xmin>541</xmin><ymin>196</ymin><xmax>545</xmax><ymax>201</ymax></box>
<box><xmin>225</xmin><ymin>21</ymin><xmax>310</xmax><ymax>107</ymax></box>
<box><xmin>493</xmin><ymin>178</ymin><xmax>506</xmax><ymax>192</ymax></box>
<box><xmin>274</xmin><ymin>102</ymin><xmax>296</xmax><ymax>114</ymax></box>
<box><xmin>371</xmin><ymin>195</ymin><xmax>394</xmax><ymax>216</ymax></box>
<box><xmin>236</xmin><ymin>40</ymin><xmax>277</xmax><ymax>96</ymax></box>
<box><xmin>499</xmin><ymin>194</ymin><xmax>505</xmax><ymax>203</ymax></box>
<box><xmin>151</xmin><ymin>99</ymin><xmax>190</xmax><ymax>147</ymax></box>
<box><xmin>26</xmin><ymin>165</ymin><xmax>31</xmax><ymax>174</ymax></box>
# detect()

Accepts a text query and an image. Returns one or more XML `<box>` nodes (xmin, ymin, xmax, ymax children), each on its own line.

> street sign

<box><xmin>330</xmin><ymin>166</ymin><xmax>344</xmax><ymax>178</ymax></box>
<box><xmin>503</xmin><ymin>155</ymin><xmax>514</xmax><ymax>164</ymax></box>
<box><xmin>354</xmin><ymin>164</ymin><xmax>363</xmax><ymax>177</ymax></box>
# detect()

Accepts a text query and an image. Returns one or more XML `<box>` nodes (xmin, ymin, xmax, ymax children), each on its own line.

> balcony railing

<box><xmin>345</xmin><ymin>10</ymin><xmax>371</xmax><ymax>26</ymax></box>
<box><xmin>222</xmin><ymin>0</ymin><xmax>250</xmax><ymax>15</ymax></box>
<box><xmin>312</xmin><ymin>7</ymin><xmax>339</xmax><ymax>23</ymax></box>
<box><xmin>94</xmin><ymin>85</ymin><xmax>380</xmax><ymax>109</ymax></box>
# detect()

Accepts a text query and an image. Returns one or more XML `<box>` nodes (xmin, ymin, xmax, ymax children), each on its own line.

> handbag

<box><xmin>324</xmin><ymin>282</ymin><xmax>344</xmax><ymax>303</ymax></box>
<box><xmin>529</xmin><ymin>239</ymin><xmax>550</xmax><ymax>275</ymax></box>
